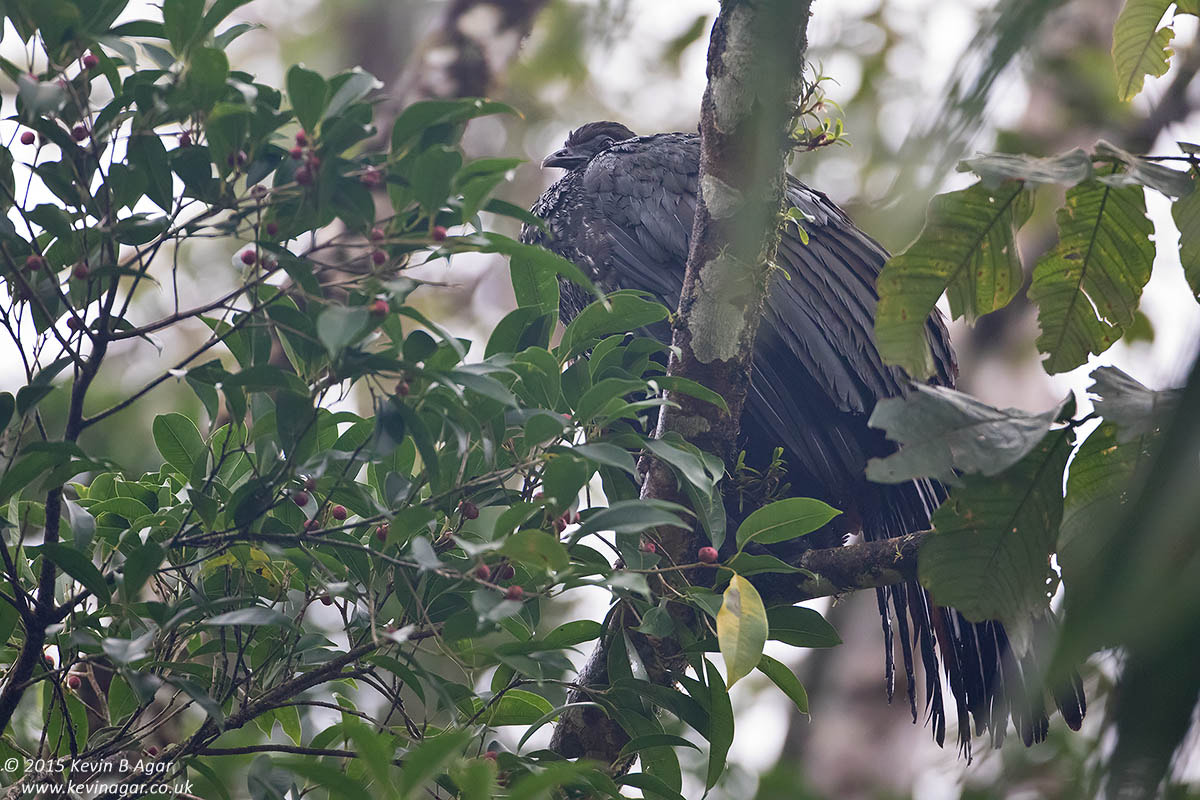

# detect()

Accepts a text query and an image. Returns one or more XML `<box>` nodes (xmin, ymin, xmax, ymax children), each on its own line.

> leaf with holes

<box><xmin>1028</xmin><ymin>179</ymin><xmax>1153</xmax><ymax>374</ymax></box>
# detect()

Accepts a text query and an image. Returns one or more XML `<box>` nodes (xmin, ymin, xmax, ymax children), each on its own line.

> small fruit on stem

<box><xmin>698</xmin><ymin>546</ymin><xmax>719</xmax><ymax>564</ymax></box>
<box><xmin>331</xmin><ymin>505</ymin><xmax>347</xmax><ymax>521</ymax></box>
<box><xmin>432</xmin><ymin>225</ymin><xmax>447</xmax><ymax>242</ymax></box>
<box><xmin>474</xmin><ymin>563</ymin><xmax>491</xmax><ymax>581</ymax></box>
<box><xmin>293</xmin><ymin>491</ymin><xmax>309</xmax><ymax>507</ymax></box>
<box><xmin>20</xmin><ymin>131</ymin><xmax>35</xmax><ymax>146</ymax></box>
<box><xmin>505</xmin><ymin>585</ymin><xmax>524</xmax><ymax>601</ymax></box>
<box><xmin>459</xmin><ymin>501</ymin><xmax>479</xmax><ymax>520</ymax></box>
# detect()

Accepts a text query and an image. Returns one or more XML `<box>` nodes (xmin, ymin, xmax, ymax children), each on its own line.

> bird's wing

<box><xmin>574</xmin><ymin>135</ymin><xmax>955</xmax><ymax>492</ymax></box>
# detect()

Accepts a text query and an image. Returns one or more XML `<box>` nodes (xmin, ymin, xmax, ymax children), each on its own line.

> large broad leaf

<box><xmin>703</xmin><ymin>659</ymin><xmax>734</xmax><ymax>791</ymax></box>
<box><xmin>959</xmin><ymin>148</ymin><xmax>1093</xmax><ymax>188</ymax></box>
<box><xmin>716</xmin><ymin>574</ymin><xmax>767</xmax><ymax>688</ymax></box>
<box><xmin>756</xmin><ymin>654</ymin><xmax>808</xmax><ymax>714</ymax></box>
<box><xmin>876</xmin><ymin>181</ymin><xmax>1031</xmax><ymax>379</ymax></box>
<box><xmin>1028</xmin><ymin>179</ymin><xmax>1154</xmax><ymax>374</ymax></box>
<box><xmin>866</xmin><ymin>384</ymin><xmax>1067</xmax><ymax>486</ymax></box>
<box><xmin>1089</xmin><ymin>365</ymin><xmax>1182</xmax><ymax>441</ymax></box>
<box><xmin>734</xmin><ymin>497</ymin><xmax>840</xmax><ymax>549</ymax></box>
<box><xmin>1112</xmin><ymin>0</ymin><xmax>1175</xmax><ymax>102</ymax></box>
<box><xmin>153</xmin><ymin>412</ymin><xmax>205</xmax><ymax>478</ymax></box>
<box><xmin>1171</xmin><ymin>170</ymin><xmax>1200</xmax><ymax>303</ymax></box>
<box><xmin>1058</xmin><ymin>422</ymin><xmax>1158</xmax><ymax>608</ymax></box>
<box><xmin>919</xmin><ymin>428</ymin><xmax>1074</xmax><ymax>626</ymax></box>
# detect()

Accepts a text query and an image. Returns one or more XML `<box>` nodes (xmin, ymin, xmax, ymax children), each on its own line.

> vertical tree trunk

<box><xmin>550</xmin><ymin>0</ymin><xmax>814</xmax><ymax>768</ymax></box>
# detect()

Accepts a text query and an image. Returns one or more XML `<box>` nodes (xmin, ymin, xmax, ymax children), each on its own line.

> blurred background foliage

<box><xmin>2</xmin><ymin>0</ymin><xmax>1198</xmax><ymax>797</ymax></box>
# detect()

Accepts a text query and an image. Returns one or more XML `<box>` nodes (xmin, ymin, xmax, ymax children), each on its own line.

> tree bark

<box><xmin>550</xmin><ymin>0</ymin><xmax>815</xmax><ymax>768</ymax></box>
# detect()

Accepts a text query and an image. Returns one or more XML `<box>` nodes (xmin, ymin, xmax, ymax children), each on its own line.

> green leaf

<box><xmin>574</xmin><ymin>500</ymin><xmax>691</xmax><ymax>537</ymax></box>
<box><xmin>286</xmin><ymin>64</ymin><xmax>328</xmax><ymax>133</ymax></box>
<box><xmin>1171</xmin><ymin>171</ymin><xmax>1200</xmax><ymax>303</ymax></box>
<box><xmin>325</xmin><ymin>68</ymin><xmax>382</xmax><ymax>120</ymax></box>
<box><xmin>0</xmin><ymin>392</ymin><xmax>13</xmax><ymax>431</ymax></box>
<box><xmin>1112</xmin><ymin>0</ymin><xmax>1175</xmax><ymax>102</ymax></box>
<box><xmin>866</xmin><ymin>384</ymin><xmax>1067</xmax><ymax>486</ymax></box>
<box><xmin>876</xmin><ymin>181</ymin><xmax>1031</xmax><ymax>379</ymax></box>
<box><xmin>652</xmin><ymin>375</ymin><xmax>728</xmax><ymax>413</ymax></box>
<box><xmin>716</xmin><ymin>574</ymin><xmax>767</xmax><ymax>688</ymax></box>
<box><xmin>766</xmin><ymin>605</ymin><xmax>841</xmax><ymax>648</ymax></box>
<box><xmin>123</xmin><ymin>540</ymin><xmax>163</xmax><ymax>600</ymax></box>
<box><xmin>756</xmin><ymin>654</ymin><xmax>808</xmax><ymax>714</ymax></box>
<box><xmin>183</xmin><ymin>46</ymin><xmax>229</xmax><ymax>111</ymax></box>
<box><xmin>411</xmin><ymin>146</ymin><xmax>463</xmax><ymax>216</ymax></box>
<box><xmin>40</xmin><ymin>543</ymin><xmax>111</xmax><ymax>604</ymax></box>
<box><xmin>919</xmin><ymin>429</ymin><xmax>1074</xmax><ymax>625</ymax></box>
<box><xmin>317</xmin><ymin>305</ymin><xmax>368</xmax><ymax>356</ymax></box>
<box><xmin>559</xmin><ymin>292</ymin><xmax>669</xmax><ymax>359</ymax></box>
<box><xmin>162</xmin><ymin>0</ymin><xmax>203</xmax><ymax>54</ymax></box>
<box><xmin>1059</xmin><ymin>422</ymin><xmax>1158</xmax><ymax>599</ymax></box>
<box><xmin>127</xmin><ymin>131</ymin><xmax>173</xmax><ymax>213</ymax></box>
<box><xmin>618</xmin><ymin>734</ymin><xmax>701</xmax><ymax>760</ymax></box>
<box><xmin>618</xmin><ymin>773</ymin><xmax>687</xmax><ymax>800</ymax></box>
<box><xmin>1028</xmin><ymin>179</ymin><xmax>1154</xmax><ymax>374</ymax></box>
<box><xmin>203</xmin><ymin>607</ymin><xmax>292</xmax><ymax>627</ymax></box>
<box><xmin>153</xmin><ymin>412</ymin><xmax>205</xmax><ymax>478</ymax></box>
<box><xmin>734</xmin><ymin>497</ymin><xmax>840</xmax><ymax>549</ymax></box>
<box><xmin>397</xmin><ymin>730</ymin><xmax>472</xmax><ymax>800</ymax></box>
<box><xmin>723</xmin><ymin>552</ymin><xmax>806</xmax><ymax>577</ymax></box>
<box><xmin>500</xmin><ymin>530</ymin><xmax>569</xmax><ymax>572</ymax></box>
<box><xmin>483</xmin><ymin>689</ymin><xmax>554</xmax><ymax>725</ymax></box>
<box><xmin>1089</xmin><ymin>365</ymin><xmax>1181</xmax><ymax>441</ymax></box>
<box><xmin>704</xmin><ymin>658</ymin><xmax>734</xmax><ymax>790</ymax></box>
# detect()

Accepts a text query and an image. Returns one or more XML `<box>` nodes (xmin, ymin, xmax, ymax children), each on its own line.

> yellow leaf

<box><xmin>716</xmin><ymin>573</ymin><xmax>768</xmax><ymax>687</ymax></box>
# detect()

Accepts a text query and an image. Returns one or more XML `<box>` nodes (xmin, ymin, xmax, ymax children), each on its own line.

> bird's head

<box><xmin>541</xmin><ymin>121</ymin><xmax>637</xmax><ymax>170</ymax></box>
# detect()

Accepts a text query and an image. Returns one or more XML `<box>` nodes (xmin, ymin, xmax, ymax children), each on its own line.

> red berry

<box><xmin>370</xmin><ymin>299</ymin><xmax>388</xmax><ymax>316</ymax></box>
<box><xmin>554</xmin><ymin>517</ymin><xmax>567</xmax><ymax>533</ymax></box>
<box><xmin>73</xmin><ymin>262</ymin><xmax>89</xmax><ymax>280</ymax></box>
<box><xmin>83</xmin><ymin>53</ymin><xmax>99</xmax><ymax>70</ymax></box>
<box><xmin>146</xmin><ymin>746</ymin><xmax>158</xmax><ymax>757</ymax></box>
<box><xmin>361</xmin><ymin>166</ymin><xmax>383</xmax><ymax>187</ymax></box>
<box><xmin>495</xmin><ymin>563</ymin><xmax>514</xmax><ymax>582</ymax></box>
<box><xmin>370</xmin><ymin>227</ymin><xmax>385</xmax><ymax>241</ymax></box>
<box><xmin>266</xmin><ymin>221</ymin><xmax>279</xmax><ymax>237</ymax></box>
<box><xmin>505</xmin><ymin>585</ymin><xmax>524</xmax><ymax>601</ymax></box>
<box><xmin>179</xmin><ymin>131</ymin><xmax>192</xmax><ymax>147</ymax></box>
<box><xmin>331</xmin><ymin>505</ymin><xmax>347</xmax><ymax>521</ymax></box>
<box><xmin>640</xmin><ymin>541</ymin><xmax>656</xmax><ymax>554</ymax></box>
<box><xmin>375</xmin><ymin>523</ymin><xmax>389</xmax><ymax>542</ymax></box>
<box><xmin>25</xmin><ymin>254</ymin><xmax>43</xmax><ymax>272</ymax></box>
<box><xmin>295</xmin><ymin>130</ymin><xmax>308</xmax><ymax>146</ymax></box>
<box><xmin>396</xmin><ymin>380</ymin><xmax>410</xmax><ymax>397</ymax></box>
<box><xmin>460</xmin><ymin>501</ymin><xmax>479</xmax><ymax>520</ymax></box>
<box><xmin>67</xmin><ymin>316</ymin><xmax>82</xmax><ymax>331</ymax></box>
<box><xmin>293</xmin><ymin>491</ymin><xmax>309</xmax><ymax>507</ymax></box>
<box><xmin>240</xmin><ymin>250</ymin><xmax>256</xmax><ymax>266</ymax></box>
<box><xmin>432</xmin><ymin>225</ymin><xmax>447</xmax><ymax>242</ymax></box>
<box><xmin>474</xmin><ymin>563</ymin><xmax>491</xmax><ymax>581</ymax></box>
<box><xmin>294</xmin><ymin>166</ymin><xmax>312</xmax><ymax>185</ymax></box>
<box><xmin>698</xmin><ymin>546</ymin><xmax>719</xmax><ymax>564</ymax></box>
<box><xmin>303</xmin><ymin>519</ymin><xmax>320</xmax><ymax>532</ymax></box>
<box><xmin>289</xmin><ymin>146</ymin><xmax>303</xmax><ymax>160</ymax></box>
<box><xmin>307</xmin><ymin>155</ymin><xmax>321</xmax><ymax>170</ymax></box>
<box><xmin>304</xmin><ymin>476</ymin><xmax>317</xmax><ymax>491</ymax></box>
<box><xmin>483</xmin><ymin>750</ymin><xmax>497</xmax><ymax>761</ymax></box>
<box><xmin>320</xmin><ymin>595</ymin><xmax>333</xmax><ymax>606</ymax></box>
<box><xmin>43</xmin><ymin>654</ymin><xmax>54</xmax><ymax>668</ymax></box>
<box><xmin>20</xmin><ymin>131</ymin><xmax>35</xmax><ymax>145</ymax></box>
<box><xmin>67</xmin><ymin>674</ymin><xmax>81</xmax><ymax>689</ymax></box>
<box><xmin>71</xmin><ymin>125</ymin><xmax>87</xmax><ymax>141</ymax></box>
<box><xmin>371</xmin><ymin>249</ymin><xmax>386</xmax><ymax>265</ymax></box>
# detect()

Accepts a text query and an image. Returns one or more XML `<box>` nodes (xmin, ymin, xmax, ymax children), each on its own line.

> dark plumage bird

<box><xmin>523</xmin><ymin>121</ymin><xmax>1084</xmax><ymax>755</ymax></box>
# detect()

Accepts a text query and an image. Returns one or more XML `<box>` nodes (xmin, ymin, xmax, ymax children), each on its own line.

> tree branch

<box><xmin>550</xmin><ymin>0</ymin><xmax>815</xmax><ymax>767</ymax></box>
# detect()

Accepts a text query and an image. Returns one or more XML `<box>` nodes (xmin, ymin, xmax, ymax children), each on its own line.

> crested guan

<box><xmin>521</xmin><ymin>121</ymin><xmax>1084</xmax><ymax>755</ymax></box>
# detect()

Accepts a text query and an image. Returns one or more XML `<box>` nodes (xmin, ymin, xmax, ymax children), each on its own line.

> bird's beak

<box><xmin>542</xmin><ymin>147</ymin><xmax>583</xmax><ymax>169</ymax></box>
